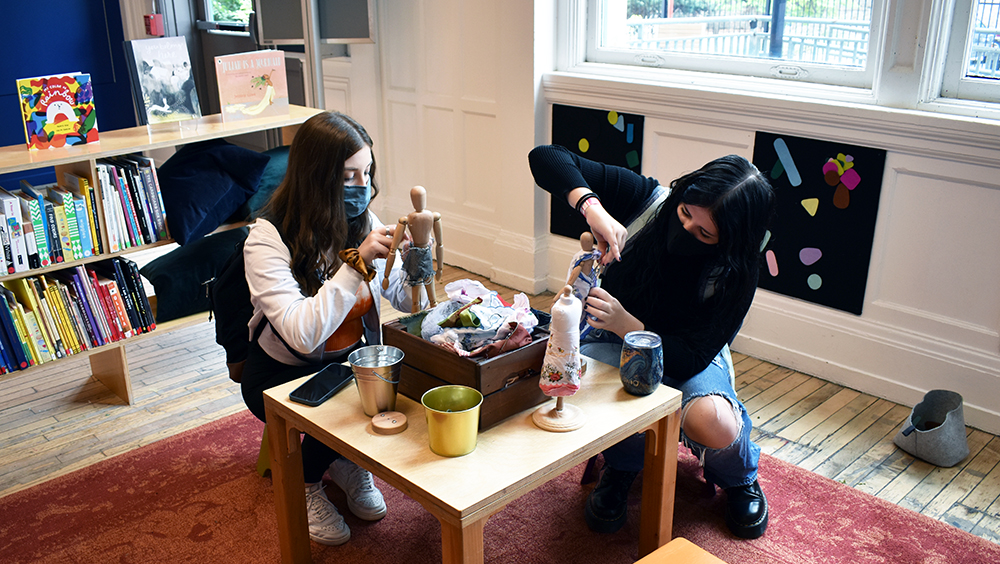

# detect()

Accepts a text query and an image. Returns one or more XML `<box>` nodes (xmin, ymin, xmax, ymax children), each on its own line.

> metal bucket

<box><xmin>348</xmin><ymin>345</ymin><xmax>404</xmax><ymax>416</ymax></box>
<box><xmin>421</xmin><ymin>385</ymin><xmax>483</xmax><ymax>457</ymax></box>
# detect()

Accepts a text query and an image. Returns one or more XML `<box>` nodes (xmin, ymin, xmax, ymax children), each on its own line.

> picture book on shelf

<box><xmin>214</xmin><ymin>50</ymin><xmax>288</xmax><ymax>122</ymax></box>
<box><xmin>15</xmin><ymin>73</ymin><xmax>100</xmax><ymax>150</ymax></box>
<box><xmin>123</xmin><ymin>36</ymin><xmax>202</xmax><ymax>125</ymax></box>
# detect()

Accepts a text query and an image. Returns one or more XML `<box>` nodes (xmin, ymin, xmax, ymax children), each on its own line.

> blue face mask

<box><xmin>343</xmin><ymin>180</ymin><xmax>371</xmax><ymax>218</ymax></box>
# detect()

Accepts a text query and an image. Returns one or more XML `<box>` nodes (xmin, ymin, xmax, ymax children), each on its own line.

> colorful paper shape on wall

<box><xmin>752</xmin><ymin>131</ymin><xmax>886</xmax><ymax>315</ymax></box>
<box><xmin>549</xmin><ymin>104</ymin><xmax>644</xmax><ymax>240</ymax></box>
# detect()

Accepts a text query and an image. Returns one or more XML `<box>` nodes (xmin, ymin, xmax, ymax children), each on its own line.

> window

<box><xmin>588</xmin><ymin>0</ymin><xmax>882</xmax><ymax>88</ymax></box>
<box><xmin>941</xmin><ymin>0</ymin><xmax>1000</xmax><ymax>103</ymax></box>
<box><xmin>207</xmin><ymin>0</ymin><xmax>252</xmax><ymax>24</ymax></box>
<box><xmin>575</xmin><ymin>0</ymin><xmax>1000</xmax><ymax>114</ymax></box>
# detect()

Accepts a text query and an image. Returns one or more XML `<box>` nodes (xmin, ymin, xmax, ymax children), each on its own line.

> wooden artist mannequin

<box><xmin>383</xmin><ymin>185</ymin><xmax>444</xmax><ymax>312</ymax></box>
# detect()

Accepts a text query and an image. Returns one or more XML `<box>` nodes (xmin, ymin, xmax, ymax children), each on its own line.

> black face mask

<box><xmin>666</xmin><ymin>208</ymin><xmax>718</xmax><ymax>256</ymax></box>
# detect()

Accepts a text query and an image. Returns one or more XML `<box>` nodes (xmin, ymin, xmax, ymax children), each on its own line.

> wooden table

<box><xmin>263</xmin><ymin>355</ymin><xmax>682</xmax><ymax>564</ymax></box>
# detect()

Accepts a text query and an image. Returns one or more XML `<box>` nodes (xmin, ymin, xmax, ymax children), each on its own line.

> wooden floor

<box><xmin>1</xmin><ymin>266</ymin><xmax>998</xmax><ymax>546</ymax></box>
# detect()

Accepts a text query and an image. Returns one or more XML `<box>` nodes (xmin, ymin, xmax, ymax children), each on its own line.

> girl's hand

<box><xmin>358</xmin><ymin>225</ymin><xmax>396</xmax><ymax>265</ymax></box>
<box><xmin>584</xmin><ymin>287</ymin><xmax>643</xmax><ymax>339</ymax></box>
<box><xmin>584</xmin><ymin>204</ymin><xmax>627</xmax><ymax>265</ymax></box>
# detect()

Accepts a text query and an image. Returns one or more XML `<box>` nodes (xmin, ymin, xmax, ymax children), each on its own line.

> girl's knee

<box><xmin>681</xmin><ymin>395</ymin><xmax>741</xmax><ymax>450</ymax></box>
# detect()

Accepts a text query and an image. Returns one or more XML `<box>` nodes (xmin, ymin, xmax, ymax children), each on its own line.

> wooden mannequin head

<box><xmin>410</xmin><ymin>185</ymin><xmax>427</xmax><ymax>212</ymax></box>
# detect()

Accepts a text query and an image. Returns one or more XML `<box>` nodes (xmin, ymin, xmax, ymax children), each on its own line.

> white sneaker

<box><xmin>305</xmin><ymin>482</ymin><xmax>351</xmax><ymax>545</ymax></box>
<box><xmin>329</xmin><ymin>457</ymin><xmax>387</xmax><ymax>521</ymax></box>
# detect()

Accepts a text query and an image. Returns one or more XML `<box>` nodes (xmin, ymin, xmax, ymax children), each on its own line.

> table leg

<box><xmin>438</xmin><ymin>516</ymin><xmax>484</xmax><ymax>564</ymax></box>
<box><xmin>266</xmin><ymin>406</ymin><xmax>312</xmax><ymax>564</ymax></box>
<box><xmin>638</xmin><ymin>408</ymin><xmax>681</xmax><ymax>557</ymax></box>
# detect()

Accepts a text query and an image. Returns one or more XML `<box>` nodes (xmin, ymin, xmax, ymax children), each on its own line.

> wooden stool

<box><xmin>256</xmin><ymin>424</ymin><xmax>270</xmax><ymax>477</ymax></box>
<box><xmin>636</xmin><ymin>537</ymin><xmax>726</xmax><ymax>563</ymax></box>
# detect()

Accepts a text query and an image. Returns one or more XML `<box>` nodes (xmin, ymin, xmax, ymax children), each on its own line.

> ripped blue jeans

<box><xmin>581</xmin><ymin>329</ymin><xmax>760</xmax><ymax>490</ymax></box>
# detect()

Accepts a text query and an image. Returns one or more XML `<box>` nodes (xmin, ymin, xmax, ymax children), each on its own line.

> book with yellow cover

<box><xmin>4</xmin><ymin>278</ymin><xmax>58</xmax><ymax>359</ymax></box>
<box><xmin>30</xmin><ymin>278</ymin><xmax>66</xmax><ymax>358</ymax></box>
<box><xmin>16</xmin><ymin>73</ymin><xmax>100</xmax><ymax>150</ymax></box>
<box><xmin>42</xmin><ymin>278</ymin><xmax>80</xmax><ymax>354</ymax></box>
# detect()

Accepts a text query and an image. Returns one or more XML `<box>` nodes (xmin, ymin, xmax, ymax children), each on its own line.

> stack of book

<box><xmin>0</xmin><ymin>258</ymin><xmax>155</xmax><ymax>373</ymax></box>
<box><xmin>95</xmin><ymin>154</ymin><xmax>169</xmax><ymax>252</ymax></box>
<box><xmin>4</xmin><ymin>173</ymin><xmax>105</xmax><ymax>273</ymax></box>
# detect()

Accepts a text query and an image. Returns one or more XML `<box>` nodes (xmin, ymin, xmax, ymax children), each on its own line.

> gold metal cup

<box><xmin>421</xmin><ymin>385</ymin><xmax>483</xmax><ymax>457</ymax></box>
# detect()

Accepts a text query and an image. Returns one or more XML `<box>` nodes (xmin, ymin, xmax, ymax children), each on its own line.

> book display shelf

<box><xmin>0</xmin><ymin>104</ymin><xmax>322</xmax><ymax>404</ymax></box>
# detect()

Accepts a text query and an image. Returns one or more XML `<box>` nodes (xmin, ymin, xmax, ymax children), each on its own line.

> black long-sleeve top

<box><xmin>529</xmin><ymin>145</ymin><xmax>754</xmax><ymax>382</ymax></box>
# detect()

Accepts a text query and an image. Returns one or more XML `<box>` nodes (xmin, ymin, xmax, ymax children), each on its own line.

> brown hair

<box><xmin>259</xmin><ymin>111</ymin><xmax>379</xmax><ymax>296</ymax></box>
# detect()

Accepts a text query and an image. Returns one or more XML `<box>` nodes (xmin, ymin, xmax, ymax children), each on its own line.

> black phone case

<box><xmin>289</xmin><ymin>364</ymin><xmax>355</xmax><ymax>407</ymax></box>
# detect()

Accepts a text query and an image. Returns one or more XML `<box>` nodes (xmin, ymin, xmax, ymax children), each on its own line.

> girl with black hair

<box><xmin>241</xmin><ymin>111</ymin><xmax>420</xmax><ymax>546</ymax></box>
<box><xmin>528</xmin><ymin>144</ymin><xmax>776</xmax><ymax>540</ymax></box>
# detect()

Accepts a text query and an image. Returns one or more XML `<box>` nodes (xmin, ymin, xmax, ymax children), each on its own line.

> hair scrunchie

<box><xmin>338</xmin><ymin>248</ymin><xmax>376</xmax><ymax>282</ymax></box>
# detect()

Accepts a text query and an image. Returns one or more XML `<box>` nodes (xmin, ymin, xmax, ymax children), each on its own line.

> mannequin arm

<box><xmin>382</xmin><ymin>217</ymin><xmax>408</xmax><ymax>290</ymax></box>
<box><xmin>433</xmin><ymin>212</ymin><xmax>444</xmax><ymax>281</ymax></box>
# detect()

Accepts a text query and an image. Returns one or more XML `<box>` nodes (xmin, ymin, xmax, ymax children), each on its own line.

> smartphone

<box><xmin>289</xmin><ymin>363</ymin><xmax>355</xmax><ymax>407</ymax></box>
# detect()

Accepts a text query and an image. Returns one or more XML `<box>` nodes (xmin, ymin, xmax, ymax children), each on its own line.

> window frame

<box><xmin>557</xmin><ymin>0</ymin><xmax>1000</xmax><ymax>121</ymax></box>
<box><xmin>584</xmin><ymin>0</ymin><xmax>887</xmax><ymax>90</ymax></box>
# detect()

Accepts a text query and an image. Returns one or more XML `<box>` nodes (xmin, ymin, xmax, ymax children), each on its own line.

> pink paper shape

<box><xmin>822</xmin><ymin>160</ymin><xmax>839</xmax><ymax>175</ymax></box>
<box><xmin>841</xmin><ymin>168</ymin><xmax>861</xmax><ymax>190</ymax></box>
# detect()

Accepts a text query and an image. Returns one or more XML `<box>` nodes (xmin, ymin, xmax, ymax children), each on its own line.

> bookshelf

<box><xmin>0</xmin><ymin>104</ymin><xmax>323</xmax><ymax>404</ymax></box>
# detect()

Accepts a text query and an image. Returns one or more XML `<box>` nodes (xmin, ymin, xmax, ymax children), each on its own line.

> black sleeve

<box><xmin>528</xmin><ymin>144</ymin><xmax>660</xmax><ymax>223</ymax></box>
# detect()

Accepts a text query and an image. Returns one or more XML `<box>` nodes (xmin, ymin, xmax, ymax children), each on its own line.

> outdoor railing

<box><xmin>627</xmin><ymin>16</ymin><xmax>1000</xmax><ymax>76</ymax></box>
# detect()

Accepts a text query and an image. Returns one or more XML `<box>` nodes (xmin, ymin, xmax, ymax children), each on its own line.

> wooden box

<box><xmin>382</xmin><ymin>320</ymin><xmax>550</xmax><ymax>429</ymax></box>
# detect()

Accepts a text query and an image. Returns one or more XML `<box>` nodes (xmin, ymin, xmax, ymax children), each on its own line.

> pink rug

<box><xmin>1</xmin><ymin>410</ymin><xmax>996</xmax><ymax>563</ymax></box>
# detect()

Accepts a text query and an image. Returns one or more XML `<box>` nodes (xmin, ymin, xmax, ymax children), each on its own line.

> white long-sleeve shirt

<box><xmin>244</xmin><ymin>215</ymin><xmax>415</xmax><ymax>365</ymax></box>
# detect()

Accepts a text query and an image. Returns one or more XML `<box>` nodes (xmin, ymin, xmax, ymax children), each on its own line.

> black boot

<box><xmin>584</xmin><ymin>466</ymin><xmax>638</xmax><ymax>533</ymax></box>
<box><xmin>724</xmin><ymin>479</ymin><xmax>768</xmax><ymax>539</ymax></box>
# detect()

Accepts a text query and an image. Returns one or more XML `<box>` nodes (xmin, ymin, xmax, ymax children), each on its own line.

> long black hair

<box><xmin>260</xmin><ymin>111</ymin><xmax>379</xmax><ymax>296</ymax></box>
<box><xmin>618</xmin><ymin>154</ymin><xmax>775</xmax><ymax>319</ymax></box>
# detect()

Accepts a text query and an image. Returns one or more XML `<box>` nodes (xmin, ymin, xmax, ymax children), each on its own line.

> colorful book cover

<box><xmin>76</xmin><ymin>266</ymin><xmax>111</xmax><ymax>344</ymax></box>
<box><xmin>131</xmin><ymin>155</ymin><xmax>168</xmax><ymax>239</ymax></box>
<box><xmin>215</xmin><ymin>50</ymin><xmax>289</xmax><ymax>122</ymax></box>
<box><xmin>16</xmin><ymin>73</ymin><xmax>99</xmax><ymax>150</ymax></box>
<box><xmin>7</xmin><ymin>292</ymin><xmax>39</xmax><ymax>366</ymax></box>
<box><xmin>123</xmin><ymin>37</ymin><xmax>202</xmax><ymax>125</ymax></box>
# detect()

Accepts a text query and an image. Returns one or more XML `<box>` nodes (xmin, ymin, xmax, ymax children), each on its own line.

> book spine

<box><xmin>77</xmin><ymin>266</ymin><xmax>111</xmax><ymax>345</ymax></box>
<box><xmin>44</xmin><ymin>280</ymin><xmax>80</xmax><ymax>354</ymax></box>
<box><xmin>8</xmin><ymin>295</ymin><xmax>39</xmax><ymax>365</ymax></box>
<box><xmin>22</xmin><ymin>223</ymin><xmax>40</xmax><ymax>270</ymax></box>
<box><xmin>96</xmin><ymin>164</ymin><xmax>119</xmax><ymax>253</ymax></box>
<box><xmin>0</xmin><ymin>212</ymin><xmax>13</xmax><ymax>274</ymax></box>
<box><xmin>71</xmin><ymin>272</ymin><xmax>104</xmax><ymax>347</ymax></box>
<box><xmin>93</xmin><ymin>276</ymin><xmax>122</xmax><ymax>342</ymax></box>
<box><xmin>123</xmin><ymin>258</ymin><xmax>155</xmax><ymax>331</ymax></box>
<box><xmin>136</xmin><ymin>158</ymin><xmax>168</xmax><ymax>239</ymax></box>
<box><xmin>121</xmin><ymin>164</ymin><xmax>152</xmax><ymax>245</ymax></box>
<box><xmin>43</xmin><ymin>201</ymin><xmax>64</xmax><ymax>263</ymax></box>
<box><xmin>22</xmin><ymin>310</ymin><xmax>51</xmax><ymax>363</ymax></box>
<box><xmin>87</xmin><ymin>184</ymin><xmax>104</xmax><ymax>255</ymax></box>
<box><xmin>20</xmin><ymin>194</ymin><xmax>50</xmax><ymax>267</ymax></box>
<box><xmin>59</xmin><ymin>283</ymin><xmax>92</xmax><ymax>350</ymax></box>
<box><xmin>73</xmin><ymin>198</ymin><xmax>93</xmax><ymax>258</ymax></box>
<box><xmin>0</xmin><ymin>291</ymin><xmax>29</xmax><ymax>369</ymax></box>
<box><xmin>112</xmin><ymin>258</ymin><xmax>144</xmax><ymax>334</ymax></box>
<box><xmin>6</xmin><ymin>214</ymin><xmax>29</xmax><ymax>273</ymax></box>
<box><xmin>110</xmin><ymin>164</ymin><xmax>141</xmax><ymax>246</ymax></box>
<box><xmin>105</xmin><ymin>280</ymin><xmax>133</xmax><ymax>338</ymax></box>
<box><xmin>51</xmin><ymin>204</ymin><xmax>74</xmax><ymax>261</ymax></box>
<box><xmin>28</xmin><ymin>277</ymin><xmax>64</xmax><ymax>358</ymax></box>
<box><xmin>57</xmin><ymin>190</ymin><xmax>84</xmax><ymax>260</ymax></box>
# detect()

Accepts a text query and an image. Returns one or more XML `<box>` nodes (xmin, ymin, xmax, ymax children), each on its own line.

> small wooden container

<box><xmin>382</xmin><ymin>320</ymin><xmax>550</xmax><ymax>430</ymax></box>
